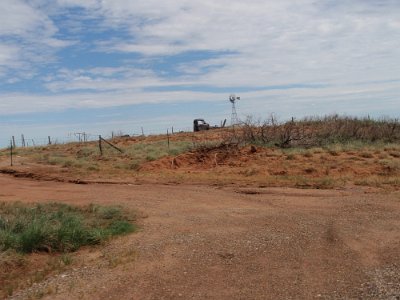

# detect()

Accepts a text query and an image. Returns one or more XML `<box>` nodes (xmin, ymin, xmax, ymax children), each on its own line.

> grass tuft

<box><xmin>0</xmin><ymin>202</ymin><xmax>136</xmax><ymax>254</ymax></box>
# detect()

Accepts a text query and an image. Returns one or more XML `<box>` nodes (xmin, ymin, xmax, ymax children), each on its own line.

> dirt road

<box><xmin>1</xmin><ymin>174</ymin><xmax>399</xmax><ymax>299</ymax></box>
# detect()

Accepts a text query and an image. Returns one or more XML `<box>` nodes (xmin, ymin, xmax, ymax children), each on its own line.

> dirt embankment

<box><xmin>0</xmin><ymin>128</ymin><xmax>399</xmax><ymax>189</ymax></box>
<box><xmin>141</xmin><ymin>144</ymin><xmax>400</xmax><ymax>186</ymax></box>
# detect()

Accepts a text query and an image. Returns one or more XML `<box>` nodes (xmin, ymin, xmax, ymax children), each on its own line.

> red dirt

<box><xmin>1</xmin><ymin>175</ymin><xmax>399</xmax><ymax>299</ymax></box>
<box><xmin>1</xmin><ymin>129</ymin><xmax>398</xmax><ymax>189</ymax></box>
<box><xmin>141</xmin><ymin>145</ymin><xmax>399</xmax><ymax>185</ymax></box>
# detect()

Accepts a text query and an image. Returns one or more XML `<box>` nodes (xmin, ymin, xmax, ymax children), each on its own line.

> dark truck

<box><xmin>193</xmin><ymin>119</ymin><xmax>210</xmax><ymax>132</ymax></box>
<box><xmin>193</xmin><ymin>119</ymin><xmax>226</xmax><ymax>132</ymax></box>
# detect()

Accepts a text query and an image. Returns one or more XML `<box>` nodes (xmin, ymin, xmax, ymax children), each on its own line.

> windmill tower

<box><xmin>229</xmin><ymin>94</ymin><xmax>240</xmax><ymax>125</ymax></box>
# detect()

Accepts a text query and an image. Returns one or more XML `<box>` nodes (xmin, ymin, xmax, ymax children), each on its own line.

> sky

<box><xmin>0</xmin><ymin>0</ymin><xmax>399</xmax><ymax>147</ymax></box>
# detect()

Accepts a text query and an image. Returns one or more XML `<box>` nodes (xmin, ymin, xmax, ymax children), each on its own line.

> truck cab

<box><xmin>193</xmin><ymin>119</ymin><xmax>210</xmax><ymax>132</ymax></box>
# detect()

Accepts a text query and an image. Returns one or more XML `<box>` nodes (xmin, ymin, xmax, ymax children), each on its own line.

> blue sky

<box><xmin>0</xmin><ymin>0</ymin><xmax>399</xmax><ymax>147</ymax></box>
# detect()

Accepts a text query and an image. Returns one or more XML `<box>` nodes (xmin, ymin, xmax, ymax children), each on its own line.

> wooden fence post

<box><xmin>141</xmin><ymin>127</ymin><xmax>144</xmax><ymax>136</ymax></box>
<box><xmin>21</xmin><ymin>134</ymin><xmax>25</xmax><ymax>147</ymax></box>
<box><xmin>12</xmin><ymin>136</ymin><xmax>16</xmax><ymax>148</ymax></box>
<box><xmin>10</xmin><ymin>140</ymin><xmax>13</xmax><ymax>166</ymax></box>
<box><xmin>100</xmin><ymin>136</ymin><xmax>123</xmax><ymax>153</ymax></box>
<box><xmin>99</xmin><ymin>135</ymin><xmax>103</xmax><ymax>156</ymax></box>
<box><xmin>167</xmin><ymin>129</ymin><xmax>170</xmax><ymax>150</ymax></box>
<box><xmin>48</xmin><ymin>136</ymin><xmax>52</xmax><ymax>145</ymax></box>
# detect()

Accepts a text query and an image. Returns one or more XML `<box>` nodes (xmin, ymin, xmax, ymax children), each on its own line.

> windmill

<box><xmin>229</xmin><ymin>94</ymin><xmax>240</xmax><ymax>125</ymax></box>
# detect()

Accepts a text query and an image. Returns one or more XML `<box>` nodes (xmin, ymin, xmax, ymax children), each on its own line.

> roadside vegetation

<box><xmin>1</xmin><ymin>139</ymin><xmax>194</xmax><ymax>175</ymax></box>
<box><xmin>0</xmin><ymin>115</ymin><xmax>399</xmax><ymax>189</ymax></box>
<box><xmin>0</xmin><ymin>202</ymin><xmax>135</xmax><ymax>253</ymax></box>
<box><xmin>235</xmin><ymin>115</ymin><xmax>400</xmax><ymax>148</ymax></box>
<box><xmin>0</xmin><ymin>202</ymin><xmax>136</xmax><ymax>298</ymax></box>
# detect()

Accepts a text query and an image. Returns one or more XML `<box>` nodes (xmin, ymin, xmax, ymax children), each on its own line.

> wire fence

<box><xmin>0</xmin><ymin>126</ymin><xmax>194</xmax><ymax>150</ymax></box>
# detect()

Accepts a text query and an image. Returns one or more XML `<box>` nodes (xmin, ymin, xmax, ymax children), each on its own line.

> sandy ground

<box><xmin>0</xmin><ymin>174</ymin><xmax>399</xmax><ymax>299</ymax></box>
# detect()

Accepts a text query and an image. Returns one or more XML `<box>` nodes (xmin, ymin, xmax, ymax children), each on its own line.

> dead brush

<box><xmin>193</xmin><ymin>142</ymin><xmax>240</xmax><ymax>165</ymax></box>
<box><xmin>194</xmin><ymin>141</ymin><xmax>238</xmax><ymax>153</ymax></box>
<box><xmin>227</xmin><ymin>114</ymin><xmax>400</xmax><ymax>149</ymax></box>
<box><xmin>379</xmin><ymin>160</ymin><xmax>400</xmax><ymax>175</ymax></box>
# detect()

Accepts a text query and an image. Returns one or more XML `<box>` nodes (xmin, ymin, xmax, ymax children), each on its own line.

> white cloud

<box><xmin>0</xmin><ymin>0</ymin><xmax>399</xmax><ymax>118</ymax></box>
<box><xmin>1</xmin><ymin>80</ymin><xmax>399</xmax><ymax>118</ymax></box>
<box><xmin>0</xmin><ymin>44</ymin><xmax>20</xmax><ymax>66</ymax></box>
<box><xmin>0</xmin><ymin>0</ymin><xmax>55</xmax><ymax>37</ymax></box>
<box><xmin>0</xmin><ymin>0</ymin><xmax>72</xmax><ymax>78</ymax></box>
<box><xmin>42</xmin><ymin>66</ymin><xmax>194</xmax><ymax>92</ymax></box>
<box><xmin>67</xmin><ymin>0</ymin><xmax>399</xmax><ymax>90</ymax></box>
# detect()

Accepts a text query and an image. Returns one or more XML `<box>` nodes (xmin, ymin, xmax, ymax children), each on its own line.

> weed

<box><xmin>314</xmin><ymin>177</ymin><xmax>336</xmax><ymax>189</ymax></box>
<box><xmin>87</xmin><ymin>164</ymin><xmax>100</xmax><ymax>171</ymax></box>
<box><xmin>304</xmin><ymin>167</ymin><xmax>317</xmax><ymax>174</ymax></box>
<box><xmin>381</xmin><ymin>177</ymin><xmax>400</xmax><ymax>186</ymax></box>
<box><xmin>389</xmin><ymin>151</ymin><xmax>400</xmax><ymax>158</ymax></box>
<box><xmin>328</xmin><ymin>150</ymin><xmax>339</xmax><ymax>156</ymax></box>
<box><xmin>60</xmin><ymin>254</ymin><xmax>73</xmax><ymax>266</ymax></box>
<box><xmin>379</xmin><ymin>160</ymin><xmax>400</xmax><ymax>175</ymax></box>
<box><xmin>125</xmin><ymin>141</ymin><xmax>192</xmax><ymax>163</ymax></box>
<box><xmin>62</xmin><ymin>159</ymin><xmax>75</xmax><ymax>167</ymax></box>
<box><xmin>303</xmin><ymin>151</ymin><xmax>313</xmax><ymax>158</ymax></box>
<box><xmin>240</xmin><ymin>168</ymin><xmax>259</xmax><ymax>177</ymax></box>
<box><xmin>6</xmin><ymin>285</ymin><xmax>14</xmax><ymax>297</ymax></box>
<box><xmin>359</xmin><ymin>152</ymin><xmax>374</xmax><ymax>158</ymax></box>
<box><xmin>107</xmin><ymin>220</ymin><xmax>136</xmax><ymax>236</ymax></box>
<box><xmin>235</xmin><ymin>115</ymin><xmax>400</xmax><ymax>148</ymax></box>
<box><xmin>286</xmin><ymin>154</ymin><xmax>295</xmax><ymax>160</ymax></box>
<box><xmin>145</xmin><ymin>154</ymin><xmax>158</xmax><ymax>162</ymax></box>
<box><xmin>76</xmin><ymin>147</ymin><xmax>96</xmax><ymax>158</ymax></box>
<box><xmin>0</xmin><ymin>202</ymin><xmax>136</xmax><ymax>254</ymax></box>
<box><xmin>378</xmin><ymin>153</ymin><xmax>389</xmax><ymax>159</ymax></box>
<box><xmin>96</xmin><ymin>206</ymin><xmax>122</xmax><ymax>219</ymax></box>
<box><xmin>312</xmin><ymin>148</ymin><xmax>324</xmax><ymax>154</ymax></box>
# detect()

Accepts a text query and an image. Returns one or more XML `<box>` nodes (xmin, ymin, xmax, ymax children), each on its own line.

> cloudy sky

<box><xmin>0</xmin><ymin>0</ymin><xmax>399</xmax><ymax>145</ymax></box>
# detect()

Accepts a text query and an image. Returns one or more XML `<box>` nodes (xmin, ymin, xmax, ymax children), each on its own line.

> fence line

<box><xmin>0</xmin><ymin>126</ymin><xmax>194</xmax><ymax>150</ymax></box>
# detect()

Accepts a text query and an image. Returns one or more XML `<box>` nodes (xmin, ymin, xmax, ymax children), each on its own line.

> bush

<box><xmin>231</xmin><ymin>115</ymin><xmax>400</xmax><ymax>148</ymax></box>
<box><xmin>0</xmin><ymin>202</ymin><xmax>136</xmax><ymax>253</ymax></box>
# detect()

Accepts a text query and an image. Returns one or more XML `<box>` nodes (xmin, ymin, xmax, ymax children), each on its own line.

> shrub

<box><xmin>286</xmin><ymin>154</ymin><xmax>295</xmax><ymax>160</ymax></box>
<box><xmin>230</xmin><ymin>115</ymin><xmax>400</xmax><ymax>148</ymax></box>
<box><xmin>303</xmin><ymin>151</ymin><xmax>313</xmax><ymax>158</ymax></box>
<box><xmin>0</xmin><ymin>202</ymin><xmax>136</xmax><ymax>254</ymax></box>
<box><xmin>359</xmin><ymin>152</ymin><xmax>374</xmax><ymax>158</ymax></box>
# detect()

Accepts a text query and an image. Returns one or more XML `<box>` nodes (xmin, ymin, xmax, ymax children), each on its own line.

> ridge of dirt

<box><xmin>139</xmin><ymin>145</ymin><xmax>400</xmax><ymax>189</ymax></box>
<box><xmin>0</xmin><ymin>168</ymin><xmax>136</xmax><ymax>185</ymax></box>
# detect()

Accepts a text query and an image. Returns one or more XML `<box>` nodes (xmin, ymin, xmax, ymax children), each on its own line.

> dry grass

<box><xmin>0</xmin><ymin>117</ymin><xmax>399</xmax><ymax>190</ymax></box>
<box><xmin>236</xmin><ymin>115</ymin><xmax>400</xmax><ymax>148</ymax></box>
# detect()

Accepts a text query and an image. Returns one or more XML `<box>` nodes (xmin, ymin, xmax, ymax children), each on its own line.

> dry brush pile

<box><xmin>228</xmin><ymin>115</ymin><xmax>400</xmax><ymax>148</ymax></box>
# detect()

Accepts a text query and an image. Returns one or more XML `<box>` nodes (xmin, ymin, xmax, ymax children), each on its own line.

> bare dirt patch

<box><xmin>0</xmin><ymin>175</ymin><xmax>399</xmax><ymax>299</ymax></box>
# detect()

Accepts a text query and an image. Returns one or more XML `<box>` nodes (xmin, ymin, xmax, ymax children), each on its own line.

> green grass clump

<box><xmin>0</xmin><ymin>202</ymin><xmax>136</xmax><ymax>253</ymax></box>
